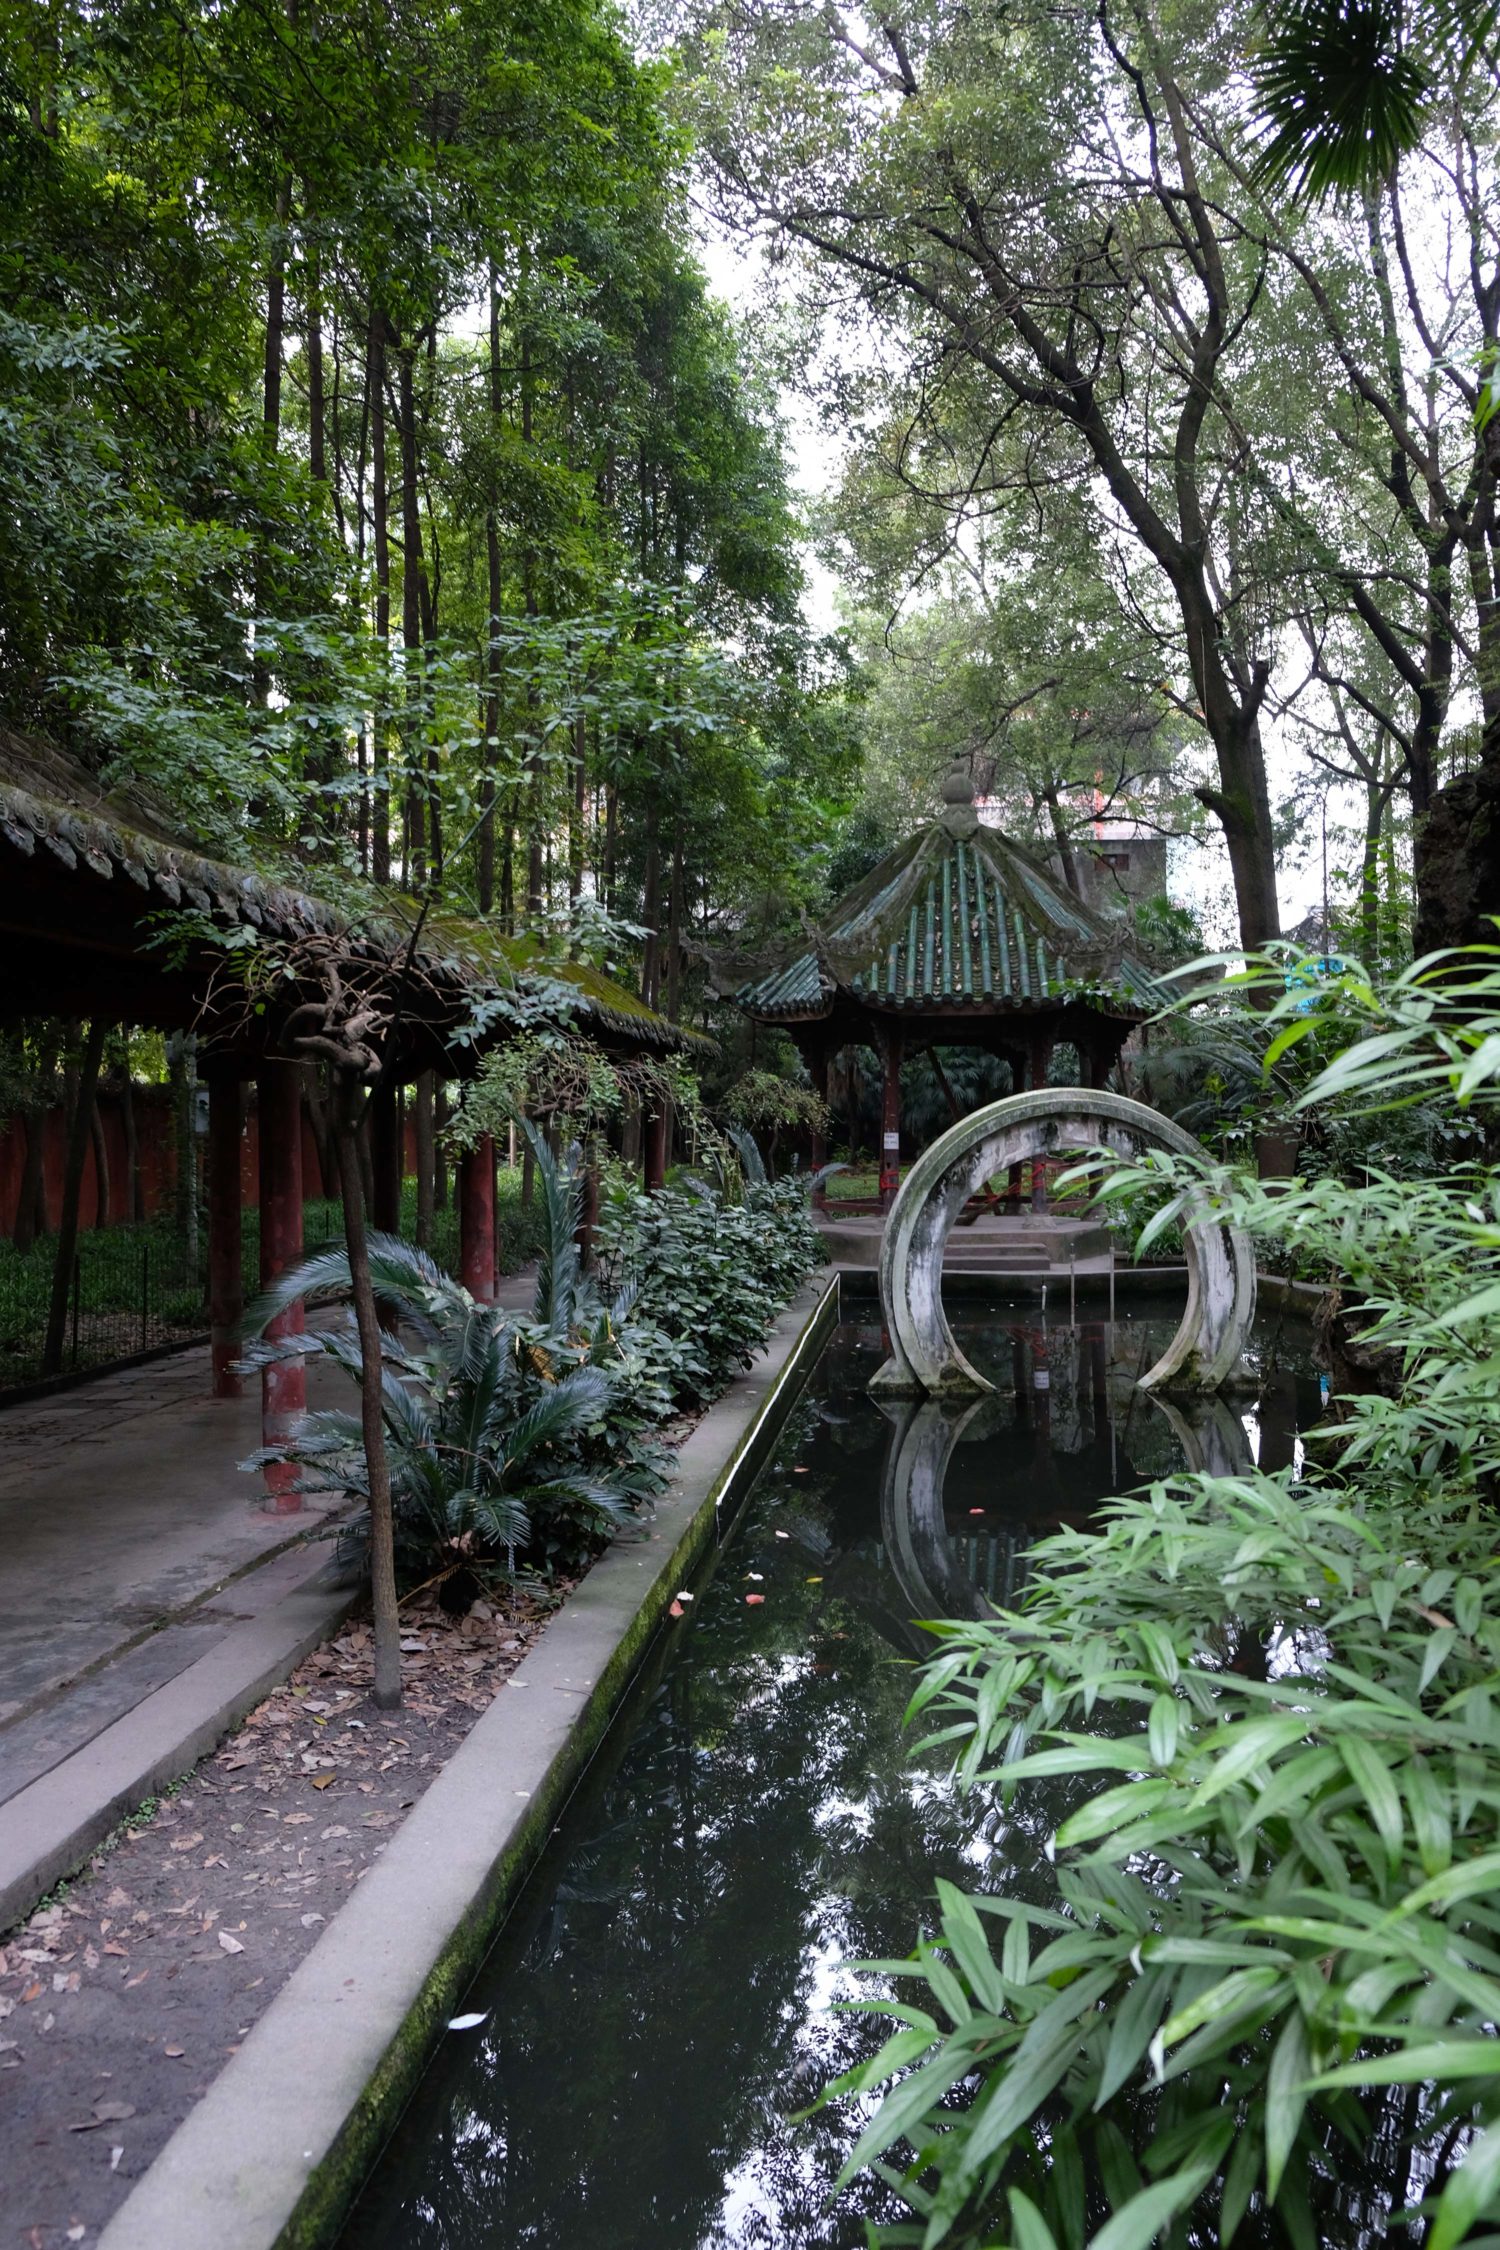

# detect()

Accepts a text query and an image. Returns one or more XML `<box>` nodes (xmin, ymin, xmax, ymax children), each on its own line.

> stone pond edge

<box><xmin>96</xmin><ymin>1268</ymin><xmax>841</xmax><ymax>2250</ymax></box>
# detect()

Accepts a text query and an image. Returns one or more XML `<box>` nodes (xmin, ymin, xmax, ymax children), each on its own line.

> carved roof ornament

<box><xmin>938</xmin><ymin>753</ymin><xmax>980</xmax><ymax>840</ymax></box>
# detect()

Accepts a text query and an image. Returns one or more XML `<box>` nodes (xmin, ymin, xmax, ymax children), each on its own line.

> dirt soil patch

<box><xmin>0</xmin><ymin>1581</ymin><xmax>570</xmax><ymax>2248</ymax></box>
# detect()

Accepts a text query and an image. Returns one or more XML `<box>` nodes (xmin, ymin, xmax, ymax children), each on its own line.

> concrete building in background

<box><xmin>972</xmin><ymin>799</ymin><xmax>1169</xmax><ymax>917</ymax></box>
<box><xmin>1065</xmin><ymin>821</ymin><xmax>1169</xmax><ymax>914</ymax></box>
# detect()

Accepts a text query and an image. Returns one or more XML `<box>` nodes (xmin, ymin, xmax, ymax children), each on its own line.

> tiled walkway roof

<box><xmin>0</xmin><ymin>729</ymin><xmax>697</xmax><ymax>1053</ymax></box>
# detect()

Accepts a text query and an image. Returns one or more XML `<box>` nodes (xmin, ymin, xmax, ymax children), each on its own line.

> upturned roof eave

<box><xmin>0</xmin><ymin>737</ymin><xmax>700</xmax><ymax>1058</ymax></box>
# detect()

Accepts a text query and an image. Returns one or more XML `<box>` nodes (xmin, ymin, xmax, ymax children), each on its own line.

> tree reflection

<box><xmin>342</xmin><ymin>1304</ymin><xmax>1314</xmax><ymax>2250</ymax></box>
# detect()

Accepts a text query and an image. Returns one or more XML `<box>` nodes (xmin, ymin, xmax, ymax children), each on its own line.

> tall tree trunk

<box><xmin>413</xmin><ymin>1070</ymin><xmax>435</xmax><ymax>1250</ymax></box>
<box><xmin>331</xmin><ymin>1081</ymin><xmax>402</xmax><ymax>1710</ymax></box>
<box><xmin>569</xmin><ymin>711</ymin><xmax>586</xmax><ymax>903</ymax></box>
<box><xmin>1359</xmin><ymin>787</ymin><xmax>1384</xmax><ymax>967</ymax></box>
<box><xmin>397</xmin><ymin>337</ymin><xmax>426</xmax><ymax>887</ymax></box>
<box><xmin>639</xmin><ymin>799</ymin><xmax>661</xmax><ymax>1008</ymax></box>
<box><xmin>43</xmin><ymin>1019</ymin><xmax>106</xmax><ymax>1375</ymax></box>
<box><xmin>253</xmin><ymin>178</ymin><xmax>292</xmax><ymax>711</ymax></box>
<box><xmin>500</xmin><ymin>812</ymin><xmax>515</xmax><ymax>932</ymax></box>
<box><xmin>1043</xmin><ymin>782</ymin><xmax>1082</xmax><ymax>898</ymax></box>
<box><xmin>479</xmin><ymin>271</ymin><xmax>504</xmax><ymax>916</ymax></box>
<box><xmin>370</xmin><ymin>307</ymin><xmax>392</xmax><ymax>883</ymax></box>
<box><xmin>306</xmin><ymin>230</ymin><xmax>325</xmax><ymax>484</ymax></box>
<box><xmin>666</xmin><ymin>834</ymin><xmax>684</xmax><ymax>1021</ymax></box>
<box><xmin>603</xmin><ymin>781</ymin><xmax>617</xmax><ymax>914</ymax></box>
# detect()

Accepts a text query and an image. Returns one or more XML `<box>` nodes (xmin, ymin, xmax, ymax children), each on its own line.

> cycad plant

<box><xmin>242</xmin><ymin>1135</ymin><xmax>654</xmax><ymax>1603</ymax></box>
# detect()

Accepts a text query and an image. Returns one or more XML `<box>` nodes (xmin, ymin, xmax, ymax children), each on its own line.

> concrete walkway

<box><xmin>0</xmin><ymin>1352</ymin><xmax>351</xmax><ymax>1763</ymax></box>
<box><xmin>0</xmin><ymin>1260</ymin><xmax>540</xmax><ymax>1924</ymax></box>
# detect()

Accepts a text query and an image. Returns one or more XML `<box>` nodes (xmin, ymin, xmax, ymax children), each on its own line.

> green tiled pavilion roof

<box><xmin>738</xmin><ymin>815</ymin><xmax>1161</xmax><ymax>1022</ymax></box>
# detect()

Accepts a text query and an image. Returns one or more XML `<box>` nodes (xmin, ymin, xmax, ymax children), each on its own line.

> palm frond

<box><xmin>1251</xmin><ymin>0</ymin><xmax>1431</xmax><ymax>199</ymax></box>
<box><xmin>523</xmin><ymin>1116</ymin><xmax>584</xmax><ymax>1332</ymax></box>
<box><xmin>521</xmin><ymin>1471</ymin><xmax>636</xmax><ymax>1527</ymax></box>
<box><xmin>462</xmin><ymin>1487</ymin><xmax>533</xmax><ymax>1553</ymax></box>
<box><xmin>726</xmin><ymin>1124</ymin><xmax>767</xmax><ymax>1187</ymax></box>
<box><xmin>499</xmin><ymin>1366</ymin><xmax>612</xmax><ymax>1470</ymax></box>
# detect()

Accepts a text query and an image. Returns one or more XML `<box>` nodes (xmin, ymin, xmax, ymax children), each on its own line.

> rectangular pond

<box><xmin>339</xmin><ymin>1286</ymin><xmax>1317</xmax><ymax>2250</ymax></box>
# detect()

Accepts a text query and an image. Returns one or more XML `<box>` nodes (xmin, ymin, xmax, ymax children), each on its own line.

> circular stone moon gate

<box><xmin>872</xmin><ymin>1090</ymin><xmax>1256</xmax><ymax>1397</ymax></box>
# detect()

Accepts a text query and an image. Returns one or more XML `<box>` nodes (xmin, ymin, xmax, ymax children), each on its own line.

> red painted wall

<box><xmin>0</xmin><ymin>1086</ymin><xmax>409</xmax><ymax>1235</ymax></box>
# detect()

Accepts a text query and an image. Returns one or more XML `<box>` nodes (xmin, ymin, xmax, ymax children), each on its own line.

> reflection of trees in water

<box><xmin>358</xmin><ymin>1552</ymin><xmax>996</xmax><ymax>2248</ymax></box>
<box><xmin>345</xmin><ymin>1308</ymin><xmax>1333</xmax><ymax>2250</ymax></box>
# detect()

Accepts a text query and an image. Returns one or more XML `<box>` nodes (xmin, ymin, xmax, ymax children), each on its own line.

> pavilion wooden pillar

<box><xmin>207</xmin><ymin>1072</ymin><xmax>244</xmax><ymax>1400</ymax></box>
<box><xmin>1088</xmin><ymin>1033</ymin><xmax>1124</xmax><ymax>1091</ymax></box>
<box><xmin>459</xmin><ymin>1133</ymin><xmax>496</xmax><ymax>1302</ymax></box>
<box><xmin>369</xmin><ymin>1080</ymin><xmax>402</xmax><ymax>1235</ymax></box>
<box><xmin>257</xmin><ymin>1057</ymin><xmax>305</xmax><ymax>1513</ymax></box>
<box><xmin>809</xmin><ymin>1044</ymin><xmax>830</xmax><ymax>1206</ymax></box>
<box><xmin>878</xmin><ymin>1028</ymin><xmax>903</xmax><ymax>1211</ymax></box>
<box><xmin>1028</xmin><ymin>1034</ymin><xmax>1053</xmax><ymax>1211</ymax></box>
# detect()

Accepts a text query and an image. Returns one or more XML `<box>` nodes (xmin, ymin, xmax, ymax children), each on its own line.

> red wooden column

<box><xmin>643</xmin><ymin>1102</ymin><xmax>669</xmax><ymax>1194</ymax></box>
<box><xmin>1028</xmin><ymin>1036</ymin><xmax>1052</xmax><ymax>1212</ymax></box>
<box><xmin>459</xmin><ymin>1133</ymin><xmax>496</xmax><ymax>1302</ymax></box>
<box><xmin>878</xmin><ymin>1029</ymin><xmax>903</xmax><ymax>1211</ymax></box>
<box><xmin>207</xmin><ymin>1072</ymin><xmax>244</xmax><ymax>1399</ymax></box>
<box><xmin>369</xmin><ymin>1080</ymin><xmax>402</xmax><ymax>1236</ymax></box>
<box><xmin>257</xmin><ymin>1058</ymin><xmax>305</xmax><ymax>1514</ymax></box>
<box><xmin>809</xmin><ymin>1045</ymin><xmax>830</xmax><ymax>1207</ymax></box>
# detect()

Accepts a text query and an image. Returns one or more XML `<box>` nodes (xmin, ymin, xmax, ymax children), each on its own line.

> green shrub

<box><xmin>243</xmin><ymin>1131</ymin><xmax>820</xmax><ymax>1591</ymax></box>
<box><xmin>821</xmin><ymin>947</ymin><xmax>1500</xmax><ymax>2250</ymax></box>
<box><xmin>596</xmin><ymin>1174</ymin><xmax>822</xmax><ymax>1404</ymax></box>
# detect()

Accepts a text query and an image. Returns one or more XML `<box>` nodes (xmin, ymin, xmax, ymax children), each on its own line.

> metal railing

<box><xmin>0</xmin><ymin>1192</ymin><xmax>478</xmax><ymax>1399</ymax></box>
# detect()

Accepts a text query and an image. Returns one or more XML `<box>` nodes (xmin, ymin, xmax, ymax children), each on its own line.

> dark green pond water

<box><xmin>341</xmin><ymin>1290</ymin><xmax>1316</xmax><ymax>2250</ymax></box>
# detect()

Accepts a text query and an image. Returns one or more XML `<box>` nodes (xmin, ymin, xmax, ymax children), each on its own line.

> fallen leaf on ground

<box><xmin>310</xmin><ymin>1774</ymin><xmax>335</xmax><ymax>1791</ymax></box>
<box><xmin>164</xmin><ymin>2046</ymin><xmax>185</xmax><ymax>2058</ymax></box>
<box><xmin>217</xmin><ymin>1933</ymin><xmax>245</xmax><ymax>1956</ymax></box>
<box><xmin>170</xmin><ymin>1832</ymin><xmax>205</xmax><ymax>1853</ymax></box>
<box><xmin>70</xmin><ymin>2100</ymin><xmax>136</xmax><ymax>2131</ymax></box>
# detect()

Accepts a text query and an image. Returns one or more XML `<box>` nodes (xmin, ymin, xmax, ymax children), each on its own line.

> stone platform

<box><xmin>816</xmin><ymin>1210</ymin><xmax>1114</xmax><ymax>1277</ymax></box>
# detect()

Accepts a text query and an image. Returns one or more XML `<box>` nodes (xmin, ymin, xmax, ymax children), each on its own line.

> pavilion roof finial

<box><xmin>938</xmin><ymin>753</ymin><xmax>979</xmax><ymax>839</ymax></box>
